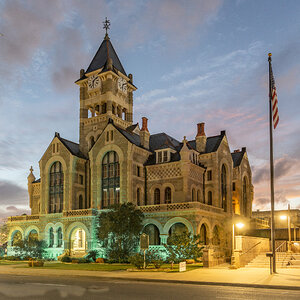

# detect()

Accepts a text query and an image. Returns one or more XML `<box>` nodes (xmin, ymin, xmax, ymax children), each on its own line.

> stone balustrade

<box><xmin>63</xmin><ymin>208</ymin><xmax>97</xmax><ymax>217</ymax></box>
<box><xmin>7</xmin><ymin>215</ymin><xmax>40</xmax><ymax>222</ymax></box>
<box><xmin>139</xmin><ymin>202</ymin><xmax>223</xmax><ymax>214</ymax></box>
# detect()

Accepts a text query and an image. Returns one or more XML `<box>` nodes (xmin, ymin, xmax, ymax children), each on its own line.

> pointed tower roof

<box><xmin>85</xmin><ymin>35</ymin><xmax>126</xmax><ymax>76</ymax></box>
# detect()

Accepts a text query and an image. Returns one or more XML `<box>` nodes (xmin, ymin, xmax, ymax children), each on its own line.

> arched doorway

<box><xmin>28</xmin><ymin>230</ymin><xmax>38</xmax><ymax>243</ymax></box>
<box><xmin>70</xmin><ymin>228</ymin><xmax>86</xmax><ymax>254</ymax></box>
<box><xmin>200</xmin><ymin>224</ymin><xmax>208</xmax><ymax>245</ymax></box>
<box><xmin>11</xmin><ymin>231</ymin><xmax>22</xmax><ymax>246</ymax></box>
<box><xmin>143</xmin><ymin>224</ymin><xmax>160</xmax><ymax>245</ymax></box>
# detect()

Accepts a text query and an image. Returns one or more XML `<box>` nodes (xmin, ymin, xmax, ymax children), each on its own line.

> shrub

<box><xmin>61</xmin><ymin>255</ymin><xmax>72</xmax><ymax>263</ymax></box>
<box><xmin>5</xmin><ymin>256</ymin><xmax>21</xmax><ymax>261</ymax></box>
<box><xmin>96</xmin><ymin>257</ymin><xmax>105</xmax><ymax>264</ymax></box>
<box><xmin>71</xmin><ymin>259</ymin><xmax>79</xmax><ymax>264</ymax></box>
<box><xmin>78</xmin><ymin>258</ymin><xmax>90</xmax><ymax>264</ymax></box>
<box><xmin>147</xmin><ymin>250</ymin><xmax>164</xmax><ymax>269</ymax></box>
<box><xmin>86</xmin><ymin>250</ymin><xmax>98</xmax><ymax>262</ymax></box>
<box><xmin>129</xmin><ymin>253</ymin><xmax>149</xmax><ymax>269</ymax></box>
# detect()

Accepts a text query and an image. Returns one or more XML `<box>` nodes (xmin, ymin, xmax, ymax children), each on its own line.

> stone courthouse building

<box><xmin>7</xmin><ymin>27</ymin><xmax>253</xmax><ymax>259</ymax></box>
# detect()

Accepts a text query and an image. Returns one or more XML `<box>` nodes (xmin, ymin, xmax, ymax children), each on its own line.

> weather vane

<box><xmin>103</xmin><ymin>17</ymin><xmax>110</xmax><ymax>35</ymax></box>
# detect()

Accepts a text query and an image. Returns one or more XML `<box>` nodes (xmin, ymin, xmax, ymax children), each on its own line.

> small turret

<box><xmin>180</xmin><ymin>136</ymin><xmax>190</xmax><ymax>161</ymax></box>
<box><xmin>27</xmin><ymin>166</ymin><xmax>36</xmax><ymax>209</ymax></box>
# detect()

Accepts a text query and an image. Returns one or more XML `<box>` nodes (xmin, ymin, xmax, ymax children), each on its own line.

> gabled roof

<box><xmin>86</xmin><ymin>36</ymin><xmax>126</xmax><ymax>76</ymax></box>
<box><xmin>231</xmin><ymin>149</ymin><xmax>246</xmax><ymax>168</ymax></box>
<box><xmin>149</xmin><ymin>133</ymin><xmax>181</xmax><ymax>151</ymax></box>
<box><xmin>58</xmin><ymin>137</ymin><xmax>87</xmax><ymax>159</ymax></box>
<box><xmin>184</xmin><ymin>134</ymin><xmax>224</xmax><ymax>154</ymax></box>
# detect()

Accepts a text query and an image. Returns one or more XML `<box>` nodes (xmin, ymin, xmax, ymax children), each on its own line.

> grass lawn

<box><xmin>0</xmin><ymin>260</ymin><xmax>28</xmax><ymax>265</ymax></box>
<box><xmin>17</xmin><ymin>262</ymin><xmax>203</xmax><ymax>272</ymax></box>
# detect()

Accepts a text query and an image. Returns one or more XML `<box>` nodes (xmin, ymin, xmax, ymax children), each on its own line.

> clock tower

<box><xmin>75</xmin><ymin>21</ymin><xmax>137</xmax><ymax>156</ymax></box>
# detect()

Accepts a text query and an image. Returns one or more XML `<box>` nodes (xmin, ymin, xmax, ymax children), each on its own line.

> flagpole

<box><xmin>268</xmin><ymin>53</ymin><xmax>276</xmax><ymax>274</ymax></box>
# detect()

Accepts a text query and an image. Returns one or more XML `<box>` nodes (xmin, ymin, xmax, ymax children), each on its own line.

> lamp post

<box><xmin>280</xmin><ymin>204</ymin><xmax>291</xmax><ymax>252</ymax></box>
<box><xmin>231</xmin><ymin>222</ymin><xmax>244</xmax><ymax>268</ymax></box>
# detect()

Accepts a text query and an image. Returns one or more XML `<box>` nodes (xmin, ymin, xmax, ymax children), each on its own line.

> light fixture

<box><xmin>236</xmin><ymin>222</ymin><xmax>244</xmax><ymax>229</ymax></box>
<box><xmin>280</xmin><ymin>215</ymin><xmax>287</xmax><ymax>220</ymax></box>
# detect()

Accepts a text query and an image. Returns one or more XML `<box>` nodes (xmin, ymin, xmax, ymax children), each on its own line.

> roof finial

<box><xmin>103</xmin><ymin>17</ymin><xmax>110</xmax><ymax>39</ymax></box>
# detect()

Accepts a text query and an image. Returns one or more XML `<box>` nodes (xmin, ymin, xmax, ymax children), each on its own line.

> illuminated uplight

<box><xmin>294</xmin><ymin>242</ymin><xmax>299</xmax><ymax>247</ymax></box>
<box><xmin>236</xmin><ymin>223</ymin><xmax>244</xmax><ymax>229</ymax></box>
<box><xmin>280</xmin><ymin>215</ymin><xmax>287</xmax><ymax>220</ymax></box>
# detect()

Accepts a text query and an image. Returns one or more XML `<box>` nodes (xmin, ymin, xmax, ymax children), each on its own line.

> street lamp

<box><xmin>280</xmin><ymin>204</ymin><xmax>291</xmax><ymax>252</ymax></box>
<box><xmin>231</xmin><ymin>222</ymin><xmax>244</xmax><ymax>268</ymax></box>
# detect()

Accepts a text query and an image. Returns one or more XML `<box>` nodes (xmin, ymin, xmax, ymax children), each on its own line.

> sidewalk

<box><xmin>0</xmin><ymin>264</ymin><xmax>300</xmax><ymax>290</ymax></box>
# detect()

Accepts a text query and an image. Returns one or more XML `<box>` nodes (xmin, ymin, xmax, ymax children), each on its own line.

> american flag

<box><xmin>270</xmin><ymin>65</ymin><xmax>279</xmax><ymax>129</ymax></box>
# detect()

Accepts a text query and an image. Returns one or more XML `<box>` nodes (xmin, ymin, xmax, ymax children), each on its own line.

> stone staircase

<box><xmin>245</xmin><ymin>252</ymin><xmax>296</xmax><ymax>268</ymax></box>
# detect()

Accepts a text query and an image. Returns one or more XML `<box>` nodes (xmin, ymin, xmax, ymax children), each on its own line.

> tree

<box><xmin>164</xmin><ymin>231</ymin><xmax>204</xmax><ymax>263</ymax></box>
<box><xmin>0</xmin><ymin>222</ymin><xmax>8</xmax><ymax>246</ymax></box>
<box><xmin>14</xmin><ymin>238</ymin><xmax>47</xmax><ymax>259</ymax></box>
<box><xmin>97</xmin><ymin>203</ymin><xmax>144</xmax><ymax>262</ymax></box>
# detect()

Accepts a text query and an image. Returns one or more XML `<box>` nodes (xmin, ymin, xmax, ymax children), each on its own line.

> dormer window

<box><xmin>156</xmin><ymin>150</ymin><xmax>170</xmax><ymax>163</ymax></box>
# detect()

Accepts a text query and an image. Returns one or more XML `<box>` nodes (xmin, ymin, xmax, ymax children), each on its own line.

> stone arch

<box><xmin>135</xmin><ymin>183</ymin><xmax>144</xmax><ymax>206</ymax></box>
<box><xmin>65</xmin><ymin>222</ymin><xmax>91</xmax><ymax>241</ymax></box>
<box><xmin>44</xmin><ymin>156</ymin><xmax>67</xmax><ymax>213</ymax></box>
<box><xmin>163</xmin><ymin>217</ymin><xmax>194</xmax><ymax>235</ymax></box>
<box><xmin>24</xmin><ymin>225</ymin><xmax>40</xmax><ymax>239</ymax></box>
<box><xmin>143</xmin><ymin>218</ymin><xmax>164</xmax><ymax>234</ymax></box>
<box><xmin>66</xmin><ymin>222</ymin><xmax>90</xmax><ymax>253</ymax></box>
<box><xmin>94</xmin><ymin>143</ymin><xmax>124</xmax><ymax>208</ymax></box>
<box><xmin>149</xmin><ymin>184</ymin><xmax>162</xmax><ymax>205</ymax></box>
<box><xmin>197</xmin><ymin>217</ymin><xmax>212</xmax><ymax>236</ymax></box>
<box><xmin>9</xmin><ymin>227</ymin><xmax>24</xmax><ymax>246</ymax></box>
<box><xmin>162</xmin><ymin>182</ymin><xmax>175</xmax><ymax>204</ymax></box>
<box><xmin>191</xmin><ymin>184</ymin><xmax>197</xmax><ymax>202</ymax></box>
<box><xmin>143</xmin><ymin>224</ymin><xmax>161</xmax><ymax>245</ymax></box>
<box><xmin>76</xmin><ymin>191</ymin><xmax>85</xmax><ymax>210</ymax></box>
<box><xmin>199</xmin><ymin>223</ymin><xmax>209</xmax><ymax>245</ymax></box>
<box><xmin>207</xmin><ymin>190</ymin><xmax>213</xmax><ymax>205</ymax></box>
<box><xmin>212</xmin><ymin>225</ymin><xmax>221</xmax><ymax>245</ymax></box>
<box><xmin>219</xmin><ymin>160</ymin><xmax>230</xmax><ymax>211</ymax></box>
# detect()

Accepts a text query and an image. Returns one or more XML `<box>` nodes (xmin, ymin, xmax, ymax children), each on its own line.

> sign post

<box><xmin>140</xmin><ymin>233</ymin><xmax>149</xmax><ymax>269</ymax></box>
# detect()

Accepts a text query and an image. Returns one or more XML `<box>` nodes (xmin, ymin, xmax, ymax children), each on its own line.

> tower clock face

<box><xmin>118</xmin><ymin>77</ymin><xmax>127</xmax><ymax>94</ymax></box>
<box><xmin>88</xmin><ymin>75</ymin><xmax>101</xmax><ymax>89</ymax></box>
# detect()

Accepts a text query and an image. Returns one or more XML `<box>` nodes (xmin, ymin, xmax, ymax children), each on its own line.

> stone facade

<box><xmin>7</xmin><ymin>32</ymin><xmax>254</xmax><ymax>260</ymax></box>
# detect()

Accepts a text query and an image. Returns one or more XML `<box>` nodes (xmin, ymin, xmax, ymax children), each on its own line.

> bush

<box><xmin>78</xmin><ymin>258</ymin><xmax>90</xmax><ymax>264</ymax></box>
<box><xmin>147</xmin><ymin>250</ymin><xmax>164</xmax><ymax>269</ymax></box>
<box><xmin>71</xmin><ymin>259</ymin><xmax>79</xmax><ymax>264</ymax></box>
<box><xmin>129</xmin><ymin>253</ymin><xmax>149</xmax><ymax>269</ymax></box>
<box><xmin>61</xmin><ymin>255</ymin><xmax>72</xmax><ymax>263</ymax></box>
<box><xmin>86</xmin><ymin>250</ymin><xmax>98</xmax><ymax>262</ymax></box>
<box><xmin>5</xmin><ymin>256</ymin><xmax>21</xmax><ymax>261</ymax></box>
<box><xmin>96</xmin><ymin>257</ymin><xmax>105</xmax><ymax>264</ymax></box>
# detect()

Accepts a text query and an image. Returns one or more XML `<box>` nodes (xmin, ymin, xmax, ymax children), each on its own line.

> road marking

<box><xmin>31</xmin><ymin>283</ymin><xmax>67</xmax><ymax>287</ymax></box>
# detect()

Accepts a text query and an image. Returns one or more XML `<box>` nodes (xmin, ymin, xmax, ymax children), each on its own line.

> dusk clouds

<box><xmin>0</xmin><ymin>0</ymin><xmax>299</xmax><ymax>219</ymax></box>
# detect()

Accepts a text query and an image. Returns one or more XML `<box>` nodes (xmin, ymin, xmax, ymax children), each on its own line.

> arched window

<box><xmin>243</xmin><ymin>177</ymin><xmax>248</xmax><ymax>216</ymax></box>
<box><xmin>197</xmin><ymin>190</ymin><xmax>200</xmax><ymax>202</ymax></box>
<box><xmin>137</xmin><ymin>188</ymin><xmax>141</xmax><ymax>206</ymax></box>
<box><xmin>12</xmin><ymin>231</ymin><xmax>22</xmax><ymax>246</ymax></box>
<box><xmin>143</xmin><ymin>224</ymin><xmax>160</xmax><ymax>245</ymax></box>
<box><xmin>208</xmin><ymin>191</ymin><xmax>213</xmax><ymax>205</ymax></box>
<box><xmin>79</xmin><ymin>195</ymin><xmax>83</xmax><ymax>209</ymax></box>
<box><xmin>165</xmin><ymin>187</ymin><xmax>171</xmax><ymax>204</ymax></box>
<box><xmin>154</xmin><ymin>188</ymin><xmax>160</xmax><ymax>205</ymax></box>
<box><xmin>101</xmin><ymin>103</ymin><xmax>107</xmax><ymax>114</ymax></box>
<box><xmin>28</xmin><ymin>230</ymin><xmax>38</xmax><ymax>244</ymax></box>
<box><xmin>49</xmin><ymin>161</ymin><xmax>64</xmax><ymax>213</ymax></box>
<box><xmin>200</xmin><ymin>224</ymin><xmax>208</xmax><ymax>245</ymax></box>
<box><xmin>192</xmin><ymin>188</ymin><xmax>196</xmax><ymax>201</ymax></box>
<box><xmin>212</xmin><ymin>226</ymin><xmax>220</xmax><ymax>245</ymax></box>
<box><xmin>221</xmin><ymin>164</ymin><xmax>227</xmax><ymax>211</ymax></box>
<box><xmin>57</xmin><ymin>227</ymin><xmax>63</xmax><ymax>247</ymax></box>
<box><xmin>49</xmin><ymin>228</ymin><xmax>54</xmax><ymax>248</ymax></box>
<box><xmin>102</xmin><ymin>151</ymin><xmax>120</xmax><ymax>208</ymax></box>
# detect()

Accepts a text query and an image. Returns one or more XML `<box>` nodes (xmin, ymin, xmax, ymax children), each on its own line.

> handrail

<box><xmin>240</xmin><ymin>241</ymin><xmax>261</xmax><ymax>256</ymax></box>
<box><xmin>275</xmin><ymin>241</ymin><xmax>286</xmax><ymax>252</ymax></box>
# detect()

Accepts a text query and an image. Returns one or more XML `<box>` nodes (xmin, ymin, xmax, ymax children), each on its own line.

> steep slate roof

<box><xmin>231</xmin><ymin>150</ymin><xmax>245</xmax><ymax>167</ymax></box>
<box><xmin>86</xmin><ymin>36</ymin><xmax>126</xmax><ymax>76</ymax></box>
<box><xmin>32</xmin><ymin>178</ymin><xmax>41</xmax><ymax>183</ymax></box>
<box><xmin>59</xmin><ymin>137</ymin><xmax>87</xmax><ymax>159</ymax></box>
<box><xmin>149</xmin><ymin>133</ymin><xmax>181</xmax><ymax>151</ymax></box>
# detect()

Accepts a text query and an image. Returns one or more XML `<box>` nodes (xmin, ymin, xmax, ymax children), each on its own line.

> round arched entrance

<box><xmin>70</xmin><ymin>228</ymin><xmax>87</xmax><ymax>255</ymax></box>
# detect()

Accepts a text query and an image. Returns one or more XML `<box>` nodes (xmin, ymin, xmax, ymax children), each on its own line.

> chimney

<box><xmin>234</xmin><ymin>149</ymin><xmax>240</xmax><ymax>153</ymax></box>
<box><xmin>140</xmin><ymin>117</ymin><xmax>150</xmax><ymax>149</ymax></box>
<box><xmin>195</xmin><ymin>122</ymin><xmax>207</xmax><ymax>153</ymax></box>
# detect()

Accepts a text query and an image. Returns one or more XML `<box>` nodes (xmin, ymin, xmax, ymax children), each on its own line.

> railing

<box><xmin>63</xmin><ymin>208</ymin><xmax>97</xmax><ymax>217</ymax></box>
<box><xmin>139</xmin><ymin>202</ymin><xmax>223</xmax><ymax>214</ymax></box>
<box><xmin>7</xmin><ymin>215</ymin><xmax>40</xmax><ymax>222</ymax></box>
<box><xmin>240</xmin><ymin>241</ymin><xmax>262</xmax><ymax>257</ymax></box>
<box><xmin>275</xmin><ymin>241</ymin><xmax>287</xmax><ymax>253</ymax></box>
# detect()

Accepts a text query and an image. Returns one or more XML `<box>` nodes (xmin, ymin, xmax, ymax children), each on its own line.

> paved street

<box><xmin>0</xmin><ymin>274</ymin><xmax>299</xmax><ymax>300</ymax></box>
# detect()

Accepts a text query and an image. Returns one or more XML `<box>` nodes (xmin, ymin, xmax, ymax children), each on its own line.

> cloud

<box><xmin>0</xmin><ymin>180</ymin><xmax>28</xmax><ymax>206</ymax></box>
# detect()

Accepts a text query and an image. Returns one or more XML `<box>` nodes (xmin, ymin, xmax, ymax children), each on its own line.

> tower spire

<box><xmin>103</xmin><ymin>17</ymin><xmax>110</xmax><ymax>40</ymax></box>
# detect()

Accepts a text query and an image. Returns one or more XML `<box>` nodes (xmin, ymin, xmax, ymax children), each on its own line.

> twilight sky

<box><xmin>0</xmin><ymin>0</ymin><xmax>300</xmax><ymax>220</ymax></box>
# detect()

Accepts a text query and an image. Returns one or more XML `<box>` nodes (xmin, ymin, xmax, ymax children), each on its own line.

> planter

<box><xmin>28</xmin><ymin>261</ymin><xmax>44</xmax><ymax>267</ymax></box>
